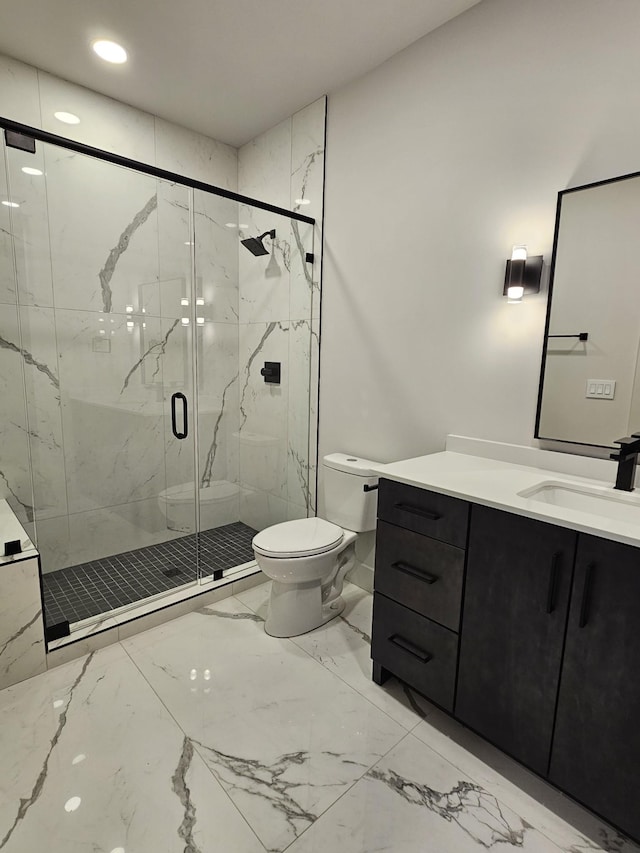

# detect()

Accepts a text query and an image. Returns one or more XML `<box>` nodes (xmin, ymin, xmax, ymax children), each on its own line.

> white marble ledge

<box><xmin>0</xmin><ymin>499</ymin><xmax>38</xmax><ymax>566</ymax></box>
<box><xmin>371</xmin><ymin>446</ymin><xmax>640</xmax><ymax>549</ymax></box>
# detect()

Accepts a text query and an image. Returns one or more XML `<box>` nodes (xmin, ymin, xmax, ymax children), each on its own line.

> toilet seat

<box><xmin>252</xmin><ymin>518</ymin><xmax>344</xmax><ymax>559</ymax></box>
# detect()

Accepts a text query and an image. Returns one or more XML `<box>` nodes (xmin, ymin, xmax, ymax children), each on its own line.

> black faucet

<box><xmin>610</xmin><ymin>434</ymin><xmax>640</xmax><ymax>491</ymax></box>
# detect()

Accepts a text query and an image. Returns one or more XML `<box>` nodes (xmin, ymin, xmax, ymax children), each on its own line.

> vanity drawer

<box><xmin>372</xmin><ymin>593</ymin><xmax>458</xmax><ymax>712</ymax></box>
<box><xmin>378</xmin><ymin>479</ymin><xmax>469</xmax><ymax>548</ymax></box>
<box><xmin>375</xmin><ymin>520</ymin><xmax>464</xmax><ymax>631</ymax></box>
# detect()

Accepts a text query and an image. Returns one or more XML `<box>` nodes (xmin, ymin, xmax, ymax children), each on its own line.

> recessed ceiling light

<box><xmin>224</xmin><ymin>223</ymin><xmax>237</xmax><ymax>229</ymax></box>
<box><xmin>54</xmin><ymin>111</ymin><xmax>80</xmax><ymax>125</ymax></box>
<box><xmin>92</xmin><ymin>39</ymin><xmax>128</xmax><ymax>64</ymax></box>
<box><xmin>295</xmin><ymin>198</ymin><xmax>311</xmax><ymax>206</ymax></box>
<box><xmin>1</xmin><ymin>200</ymin><xmax>19</xmax><ymax>208</ymax></box>
<box><xmin>22</xmin><ymin>166</ymin><xmax>43</xmax><ymax>176</ymax></box>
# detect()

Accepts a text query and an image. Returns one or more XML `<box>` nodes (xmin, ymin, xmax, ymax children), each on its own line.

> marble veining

<box><xmin>0</xmin><ymin>334</ymin><xmax>59</xmax><ymax>390</ymax></box>
<box><xmin>289</xmin><ymin>444</ymin><xmax>311</xmax><ymax>512</ymax></box>
<box><xmin>368</xmin><ymin>766</ymin><xmax>529</xmax><ymax>848</ymax></box>
<box><xmin>291</xmin><ymin>221</ymin><xmax>316</xmax><ymax>294</ymax></box>
<box><xmin>0</xmin><ymin>611</ymin><xmax>40</xmax><ymax>665</ymax></box>
<box><xmin>292</xmin><ymin>148</ymin><xmax>324</xmax><ymax>213</ymax></box>
<box><xmin>200</xmin><ymin>373</ymin><xmax>238</xmax><ymax>488</ymax></box>
<box><xmin>239</xmin><ymin>321</ymin><xmax>283</xmax><ymax>431</ymax></box>
<box><xmin>339</xmin><ymin>613</ymin><xmax>371</xmax><ymax>645</ymax></box>
<box><xmin>196</xmin><ymin>606</ymin><xmax>263</xmax><ymax>622</ymax></box>
<box><xmin>0</xmin><ymin>470</ymin><xmax>34</xmax><ymax>521</ymax></box>
<box><xmin>0</xmin><ymin>652</ymin><xmax>94</xmax><ymax>849</ymax></box>
<box><xmin>98</xmin><ymin>193</ymin><xmax>157</xmax><ymax>312</ymax></box>
<box><xmin>193</xmin><ymin>739</ymin><xmax>323</xmax><ymax>847</ymax></box>
<box><xmin>120</xmin><ymin>317</ymin><xmax>179</xmax><ymax>393</ymax></box>
<box><xmin>172</xmin><ymin>736</ymin><xmax>201</xmax><ymax>853</ymax></box>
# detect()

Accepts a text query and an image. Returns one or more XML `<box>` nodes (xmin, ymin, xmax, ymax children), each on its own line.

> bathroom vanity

<box><xmin>370</xmin><ymin>440</ymin><xmax>640</xmax><ymax>843</ymax></box>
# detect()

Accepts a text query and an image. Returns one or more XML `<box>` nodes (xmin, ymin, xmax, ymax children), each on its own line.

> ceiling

<box><xmin>0</xmin><ymin>0</ymin><xmax>481</xmax><ymax>147</ymax></box>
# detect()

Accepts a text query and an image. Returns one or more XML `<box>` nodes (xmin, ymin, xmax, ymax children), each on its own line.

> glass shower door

<box><xmin>3</xmin><ymin>137</ymin><xmax>200</xmax><ymax>631</ymax></box>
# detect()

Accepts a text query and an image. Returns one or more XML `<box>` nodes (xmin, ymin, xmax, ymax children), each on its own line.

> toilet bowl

<box><xmin>252</xmin><ymin>454</ymin><xmax>379</xmax><ymax>637</ymax></box>
<box><xmin>158</xmin><ymin>479</ymin><xmax>240</xmax><ymax>532</ymax></box>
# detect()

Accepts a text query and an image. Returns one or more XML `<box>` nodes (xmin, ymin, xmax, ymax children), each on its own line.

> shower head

<box><xmin>241</xmin><ymin>229</ymin><xmax>276</xmax><ymax>257</ymax></box>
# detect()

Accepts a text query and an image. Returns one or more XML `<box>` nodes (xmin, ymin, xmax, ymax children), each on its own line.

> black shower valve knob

<box><xmin>260</xmin><ymin>362</ymin><xmax>281</xmax><ymax>384</ymax></box>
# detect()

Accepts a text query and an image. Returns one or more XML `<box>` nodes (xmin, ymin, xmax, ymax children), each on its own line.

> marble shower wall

<box><xmin>0</xmin><ymin>53</ymin><xmax>239</xmax><ymax>572</ymax></box>
<box><xmin>237</xmin><ymin>97</ymin><xmax>326</xmax><ymax>529</ymax></box>
<box><xmin>0</xmin><ymin>51</ymin><xmax>325</xmax><ymax>578</ymax></box>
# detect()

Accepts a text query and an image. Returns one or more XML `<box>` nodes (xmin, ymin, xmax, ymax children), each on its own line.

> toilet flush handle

<box><xmin>363</xmin><ymin>483</ymin><xmax>379</xmax><ymax>492</ymax></box>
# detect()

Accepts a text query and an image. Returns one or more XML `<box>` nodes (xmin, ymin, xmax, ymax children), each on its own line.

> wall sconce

<box><xmin>503</xmin><ymin>245</ymin><xmax>543</xmax><ymax>303</ymax></box>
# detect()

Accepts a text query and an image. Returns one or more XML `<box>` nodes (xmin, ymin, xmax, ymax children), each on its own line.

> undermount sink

<box><xmin>518</xmin><ymin>480</ymin><xmax>640</xmax><ymax>524</ymax></box>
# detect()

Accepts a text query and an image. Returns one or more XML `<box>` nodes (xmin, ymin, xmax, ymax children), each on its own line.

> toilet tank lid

<box><xmin>323</xmin><ymin>453</ymin><xmax>379</xmax><ymax>476</ymax></box>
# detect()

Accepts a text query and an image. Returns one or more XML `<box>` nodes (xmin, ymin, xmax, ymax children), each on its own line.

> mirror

<box><xmin>536</xmin><ymin>171</ymin><xmax>640</xmax><ymax>448</ymax></box>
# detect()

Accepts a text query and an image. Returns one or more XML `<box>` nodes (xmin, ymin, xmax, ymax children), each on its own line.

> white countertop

<box><xmin>371</xmin><ymin>438</ymin><xmax>640</xmax><ymax>548</ymax></box>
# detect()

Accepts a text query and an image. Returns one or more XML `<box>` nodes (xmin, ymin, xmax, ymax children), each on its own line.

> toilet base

<box><xmin>265</xmin><ymin>580</ymin><xmax>345</xmax><ymax>638</ymax></box>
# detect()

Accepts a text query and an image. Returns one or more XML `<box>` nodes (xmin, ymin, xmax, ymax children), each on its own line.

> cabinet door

<box><xmin>549</xmin><ymin>535</ymin><xmax>640</xmax><ymax>841</ymax></box>
<box><xmin>456</xmin><ymin>505</ymin><xmax>576</xmax><ymax>775</ymax></box>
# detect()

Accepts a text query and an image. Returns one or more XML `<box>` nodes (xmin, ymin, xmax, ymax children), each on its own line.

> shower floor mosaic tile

<box><xmin>0</xmin><ymin>583</ymin><xmax>636</xmax><ymax>853</ymax></box>
<box><xmin>42</xmin><ymin>521</ymin><xmax>257</xmax><ymax>628</ymax></box>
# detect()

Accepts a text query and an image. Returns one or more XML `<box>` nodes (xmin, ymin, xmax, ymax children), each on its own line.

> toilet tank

<box><xmin>323</xmin><ymin>453</ymin><xmax>380</xmax><ymax>532</ymax></box>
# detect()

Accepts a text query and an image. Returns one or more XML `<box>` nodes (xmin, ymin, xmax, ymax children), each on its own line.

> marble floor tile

<box><xmin>237</xmin><ymin>582</ymin><xmax>433</xmax><ymax>731</ymax></box>
<box><xmin>412</xmin><ymin>708</ymin><xmax>640</xmax><ymax>853</ymax></box>
<box><xmin>121</xmin><ymin>597</ymin><xmax>407</xmax><ymax>852</ymax></box>
<box><xmin>0</xmin><ymin>585</ymin><xmax>635</xmax><ymax>853</ymax></box>
<box><xmin>0</xmin><ymin>643</ymin><xmax>264</xmax><ymax>853</ymax></box>
<box><xmin>287</xmin><ymin>732</ymin><xmax>564</xmax><ymax>853</ymax></box>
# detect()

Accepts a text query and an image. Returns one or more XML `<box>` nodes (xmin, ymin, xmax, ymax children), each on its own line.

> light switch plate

<box><xmin>586</xmin><ymin>379</ymin><xmax>616</xmax><ymax>399</ymax></box>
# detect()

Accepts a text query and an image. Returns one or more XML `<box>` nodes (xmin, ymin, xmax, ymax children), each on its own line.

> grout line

<box><xmin>279</xmin><ymin>729</ymin><xmax>417</xmax><ymax>853</ymax></box>
<box><xmin>275</xmin><ymin>588</ymin><xmax>431</xmax><ymax>735</ymax></box>
<box><xmin>120</xmin><ymin>640</ymin><xmax>269</xmax><ymax>852</ymax></box>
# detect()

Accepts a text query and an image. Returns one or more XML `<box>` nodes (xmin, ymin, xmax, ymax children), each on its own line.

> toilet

<box><xmin>158</xmin><ymin>479</ymin><xmax>240</xmax><ymax>532</ymax></box>
<box><xmin>252</xmin><ymin>453</ymin><xmax>379</xmax><ymax>637</ymax></box>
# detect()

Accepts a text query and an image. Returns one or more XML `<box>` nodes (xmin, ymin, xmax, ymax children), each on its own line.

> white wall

<box><xmin>319</xmin><ymin>0</ymin><xmax>640</xmax><ymax>473</ymax></box>
<box><xmin>318</xmin><ymin>0</ymin><xmax>640</xmax><ymax>585</ymax></box>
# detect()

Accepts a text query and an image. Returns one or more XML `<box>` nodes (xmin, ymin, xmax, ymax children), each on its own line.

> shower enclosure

<box><xmin>0</xmin><ymin>122</ymin><xmax>316</xmax><ymax>639</ymax></box>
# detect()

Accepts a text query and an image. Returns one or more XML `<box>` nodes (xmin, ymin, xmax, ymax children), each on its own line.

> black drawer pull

<box><xmin>546</xmin><ymin>552</ymin><xmax>561</xmax><ymax>614</ymax></box>
<box><xmin>392</xmin><ymin>560</ymin><xmax>439</xmax><ymax>585</ymax></box>
<box><xmin>394</xmin><ymin>502</ymin><xmax>441</xmax><ymax>522</ymax></box>
<box><xmin>579</xmin><ymin>562</ymin><xmax>596</xmax><ymax>628</ymax></box>
<box><xmin>388</xmin><ymin>633</ymin><xmax>433</xmax><ymax>664</ymax></box>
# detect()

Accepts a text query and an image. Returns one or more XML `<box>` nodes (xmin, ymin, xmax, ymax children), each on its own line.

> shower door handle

<box><xmin>171</xmin><ymin>392</ymin><xmax>188</xmax><ymax>439</ymax></box>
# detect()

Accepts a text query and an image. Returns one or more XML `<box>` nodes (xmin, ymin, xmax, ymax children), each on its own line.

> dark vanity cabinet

<box><xmin>549</xmin><ymin>535</ymin><xmax>640</xmax><ymax>841</ymax></box>
<box><xmin>456</xmin><ymin>505</ymin><xmax>576</xmax><ymax>775</ymax></box>
<box><xmin>371</xmin><ymin>478</ymin><xmax>640</xmax><ymax>843</ymax></box>
<box><xmin>371</xmin><ymin>480</ymin><xmax>468</xmax><ymax>712</ymax></box>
